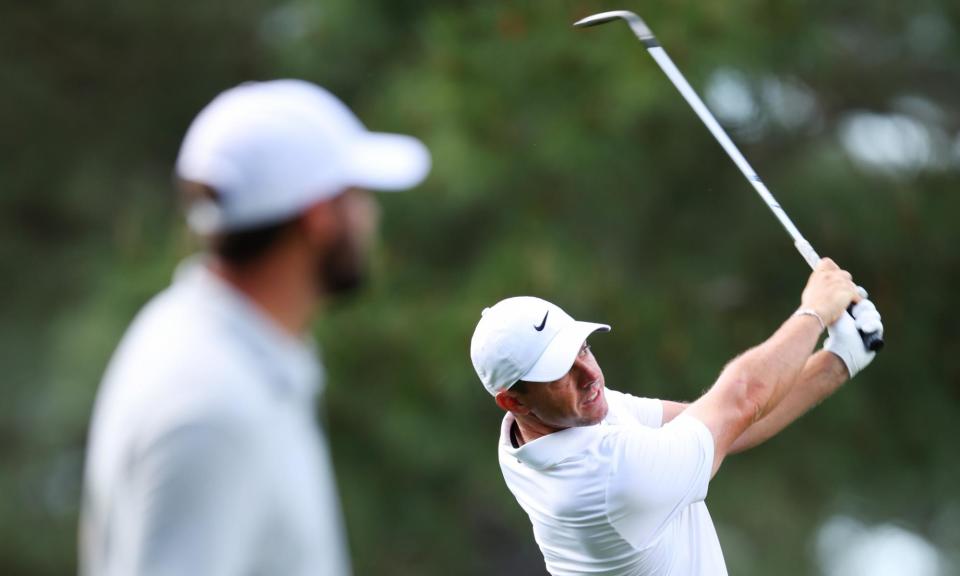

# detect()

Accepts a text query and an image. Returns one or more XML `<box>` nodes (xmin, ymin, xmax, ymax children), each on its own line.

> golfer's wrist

<box><xmin>793</xmin><ymin>307</ymin><xmax>826</xmax><ymax>332</ymax></box>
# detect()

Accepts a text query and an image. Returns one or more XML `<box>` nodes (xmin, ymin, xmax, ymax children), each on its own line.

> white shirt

<box><xmin>81</xmin><ymin>261</ymin><xmax>351</xmax><ymax>576</ymax></box>
<box><xmin>499</xmin><ymin>389</ymin><xmax>727</xmax><ymax>576</ymax></box>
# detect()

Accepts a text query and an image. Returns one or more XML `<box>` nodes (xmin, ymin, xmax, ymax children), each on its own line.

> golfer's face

<box><xmin>526</xmin><ymin>342</ymin><xmax>608</xmax><ymax>428</ymax></box>
<box><xmin>318</xmin><ymin>188</ymin><xmax>380</xmax><ymax>295</ymax></box>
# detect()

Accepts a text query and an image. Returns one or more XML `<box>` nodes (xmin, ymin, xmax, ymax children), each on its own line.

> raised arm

<box><xmin>682</xmin><ymin>258</ymin><xmax>860</xmax><ymax>476</ymax></box>
<box><xmin>729</xmin><ymin>297</ymin><xmax>883</xmax><ymax>453</ymax></box>
<box><xmin>661</xmin><ymin>301</ymin><xmax>882</xmax><ymax>455</ymax></box>
<box><xmin>662</xmin><ymin>353</ymin><xmax>847</xmax><ymax>452</ymax></box>
<box><xmin>728</xmin><ymin>349</ymin><xmax>846</xmax><ymax>453</ymax></box>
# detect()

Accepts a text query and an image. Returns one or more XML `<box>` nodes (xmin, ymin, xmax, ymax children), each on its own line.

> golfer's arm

<box><xmin>729</xmin><ymin>350</ymin><xmax>847</xmax><ymax>453</ymax></box>
<box><xmin>663</xmin><ymin>351</ymin><xmax>849</xmax><ymax>452</ymax></box>
<box><xmin>661</xmin><ymin>400</ymin><xmax>687</xmax><ymax>425</ymax></box>
<box><xmin>683</xmin><ymin>313</ymin><xmax>824</xmax><ymax>476</ymax></box>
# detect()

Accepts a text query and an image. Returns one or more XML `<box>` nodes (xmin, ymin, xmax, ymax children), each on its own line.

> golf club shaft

<box><xmin>575</xmin><ymin>11</ymin><xmax>883</xmax><ymax>351</ymax></box>
<box><xmin>626</xmin><ymin>23</ymin><xmax>821</xmax><ymax>269</ymax></box>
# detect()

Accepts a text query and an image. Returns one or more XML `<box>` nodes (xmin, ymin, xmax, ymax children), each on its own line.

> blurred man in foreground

<box><xmin>470</xmin><ymin>259</ymin><xmax>883</xmax><ymax>575</ymax></box>
<box><xmin>81</xmin><ymin>79</ymin><xmax>430</xmax><ymax>576</ymax></box>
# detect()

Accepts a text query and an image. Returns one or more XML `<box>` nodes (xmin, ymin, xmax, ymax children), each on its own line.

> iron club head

<box><xmin>572</xmin><ymin>10</ymin><xmax>654</xmax><ymax>43</ymax></box>
<box><xmin>573</xmin><ymin>10</ymin><xmax>637</xmax><ymax>28</ymax></box>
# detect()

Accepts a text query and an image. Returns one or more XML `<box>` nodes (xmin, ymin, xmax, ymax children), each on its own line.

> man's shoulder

<box><xmin>604</xmin><ymin>388</ymin><xmax>664</xmax><ymax>429</ymax></box>
<box><xmin>98</xmin><ymin>287</ymin><xmax>273</xmax><ymax>438</ymax></box>
<box><xmin>604</xmin><ymin>388</ymin><xmax>630</xmax><ymax>407</ymax></box>
<box><xmin>112</xmin><ymin>282</ymin><xmax>259</xmax><ymax>380</ymax></box>
<box><xmin>604</xmin><ymin>388</ymin><xmax>651</xmax><ymax>411</ymax></box>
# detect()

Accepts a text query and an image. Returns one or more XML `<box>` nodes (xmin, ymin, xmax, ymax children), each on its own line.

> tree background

<box><xmin>2</xmin><ymin>0</ymin><xmax>958</xmax><ymax>574</ymax></box>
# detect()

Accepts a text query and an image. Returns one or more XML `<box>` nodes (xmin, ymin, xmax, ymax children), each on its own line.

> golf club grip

<box><xmin>846</xmin><ymin>305</ymin><xmax>885</xmax><ymax>352</ymax></box>
<box><xmin>860</xmin><ymin>328</ymin><xmax>884</xmax><ymax>352</ymax></box>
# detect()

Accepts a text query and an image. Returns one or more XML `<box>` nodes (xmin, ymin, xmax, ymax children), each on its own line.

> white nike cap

<box><xmin>470</xmin><ymin>296</ymin><xmax>610</xmax><ymax>396</ymax></box>
<box><xmin>176</xmin><ymin>79</ymin><xmax>432</xmax><ymax>234</ymax></box>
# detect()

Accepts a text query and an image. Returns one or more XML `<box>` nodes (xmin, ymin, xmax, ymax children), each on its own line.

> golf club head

<box><xmin>573</xmin><ymin>11</ymin><xmax>637</xmax><ymax>27</ymax></box>
<box><xmin>573</xmin><ymin>10</ymin><xmax>655</xmax><ymax>43</ymax></box>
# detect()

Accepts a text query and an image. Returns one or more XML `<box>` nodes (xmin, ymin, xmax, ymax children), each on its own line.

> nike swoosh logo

<box><xmin>534</xmin><ymin>311</ymin><xmax>549</xmax><ymax>331</ymax></box>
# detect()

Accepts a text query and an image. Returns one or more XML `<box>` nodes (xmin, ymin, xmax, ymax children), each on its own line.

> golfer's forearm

<box><xmin>729</xmin><ymin>350</ymin><xmax>847</xmax><ymax>454</ymax></box>
<box><xmin>731</xmin><ymin>313</ymin><xmax>824</xmax><ymax>421</ymax></box>
<box><xmin>683</xmin><ymin>313</ymin><xmax>824</xmax><ymax>477</ymax></box>
<box><xmin>687</xmin><ymin>314</ymin><xmax>820</xmax><ymax>441</ymax></box>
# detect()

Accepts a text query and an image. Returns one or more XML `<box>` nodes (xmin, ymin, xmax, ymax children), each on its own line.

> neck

<box><xmin>208</xmin><ymin>253</ymin><xmax>320</xmax><ymax>337</ymax></box>
<box><xmin>512</xmin><ymin>413</ymin><xmax>566</xmax><ymax>445</ymax></box>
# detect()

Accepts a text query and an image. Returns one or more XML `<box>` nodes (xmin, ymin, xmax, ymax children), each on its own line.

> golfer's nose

<box><xmin>574</xmin><ymin>357</ymin><xmax>600</xmax><ymax>385</ymax></box>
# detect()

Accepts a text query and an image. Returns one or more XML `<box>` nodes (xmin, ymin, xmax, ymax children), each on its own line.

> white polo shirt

<box><xmin>81</xmin><ymin>260</ymin><xmax>351</xmax><ymax>576</ymax></box>
<box><xmin>499</xmin><ymin>389</ymin><xmax>727</xmax><ymax>576</ymax></box>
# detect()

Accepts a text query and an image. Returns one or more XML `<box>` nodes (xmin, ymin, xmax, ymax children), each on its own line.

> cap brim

<box><xmin>521</xmin><ymin>321</ymin><xmax>610</xmax><ymax>383</ymax></box>
<box><xmin>344</xmin><ymin>132</ymin><xmax>431</xmax><ymax>191</ymax></box>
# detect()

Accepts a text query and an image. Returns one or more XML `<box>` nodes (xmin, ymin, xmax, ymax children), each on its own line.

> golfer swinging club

<box><xmin>470</xmin><ymin>259</ymin><xmax>883</xmax><ymax>575</ymax></box>
<box><xmin>81</xmin><ymin>80</ymin><xmax>430</xmax><ymax>576</ymax></box>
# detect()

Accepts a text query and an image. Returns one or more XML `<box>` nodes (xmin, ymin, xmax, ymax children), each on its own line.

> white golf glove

<box><xmin>824</xmin><ymin>298</ymin><xmax>884</xmax><ymax>379</ymax></box>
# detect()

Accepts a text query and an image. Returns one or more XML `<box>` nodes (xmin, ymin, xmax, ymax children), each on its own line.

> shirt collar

<box><xmin>499</xmin><ymin>413</ymin><xmax>604</xmax><ymax>470</ymax></box>
<box><xmin>173</xmin><ymin>256</ymin><xmax>323</xmax><ymax>400</ymax></box>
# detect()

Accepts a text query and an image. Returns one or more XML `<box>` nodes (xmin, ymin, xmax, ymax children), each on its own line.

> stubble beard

<box><xmin>317</xmin><ymin>231</ymin><xmax>367</xmax><ymax>298</ymax></box>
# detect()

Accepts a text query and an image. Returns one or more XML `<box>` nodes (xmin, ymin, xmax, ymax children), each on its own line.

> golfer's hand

<box><xmin>825</xmin><ymin>299</ymin><xmax>884</xmax><ymax>378</ymax></box>
<box><xmin>800</xmin><ymin>258</ymin><xmax>861</xmax><ymax>325</ymax></box>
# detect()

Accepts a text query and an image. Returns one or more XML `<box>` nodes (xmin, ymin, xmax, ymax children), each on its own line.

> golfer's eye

<box><xmin>579</xmin><ymin>343</ymin><xmax>591</xmax><ymax>357</ymax></box>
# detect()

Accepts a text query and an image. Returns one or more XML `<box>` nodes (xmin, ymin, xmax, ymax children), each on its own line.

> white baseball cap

<box><xmin>175</xmin><ymin>79</ymin><xmax>432</xmax><ymax>234</ymax></box>
<box><xmin>470</xmin><ymin>296</ymin><xmax>611</xmax><ymax>395</ymax></box>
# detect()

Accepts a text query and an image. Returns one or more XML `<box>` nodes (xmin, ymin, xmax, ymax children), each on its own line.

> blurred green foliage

<box><xmin>2</xmin><ymin>0</ymin><xmax>959</xmax><ymax>574</ymax></box>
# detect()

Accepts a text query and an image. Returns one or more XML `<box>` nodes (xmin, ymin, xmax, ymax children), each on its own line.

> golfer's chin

<box><xmin>580</xmin><ymin>389</ymin><xmax>608</xmax><ymax>425</ymax></box>
<box><xmin>322</xmin><ymin>268</ymin><xmax>365</xmax><ymax>297</ymax></box>
<box><xmin>318</xmin><ymin>252</ymin><xmax>368</xmax><ymax>298</ymax></box>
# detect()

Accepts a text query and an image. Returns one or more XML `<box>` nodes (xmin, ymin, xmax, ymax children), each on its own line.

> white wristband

<box><xmin>794</xmin><ymin>307</ymin><xmax>826</xmax><ymax>331</ymax></box>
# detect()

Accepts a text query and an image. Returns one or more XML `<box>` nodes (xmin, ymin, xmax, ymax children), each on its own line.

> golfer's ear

<box><xmin>495</xmin><ymin>391</ymin><xmax>529</xmax><ymax>415</ymax></box>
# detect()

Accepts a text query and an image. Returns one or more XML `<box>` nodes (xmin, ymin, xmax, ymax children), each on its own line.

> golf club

<box><xmin>574</xmin><ymin>10</ymin><xmax>883</xmax><ymax>351</ymax></box>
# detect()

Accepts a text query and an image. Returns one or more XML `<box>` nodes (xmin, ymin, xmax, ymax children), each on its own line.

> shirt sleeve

<box><xmin>125</xmin><ymin>421</ymin><xmax>264</xmax><ymax>576</ymax></box>
<box><xmin>605</xmin><ymin>413</ymin><xmax>715</xmax><ymax>549</ymax></box>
